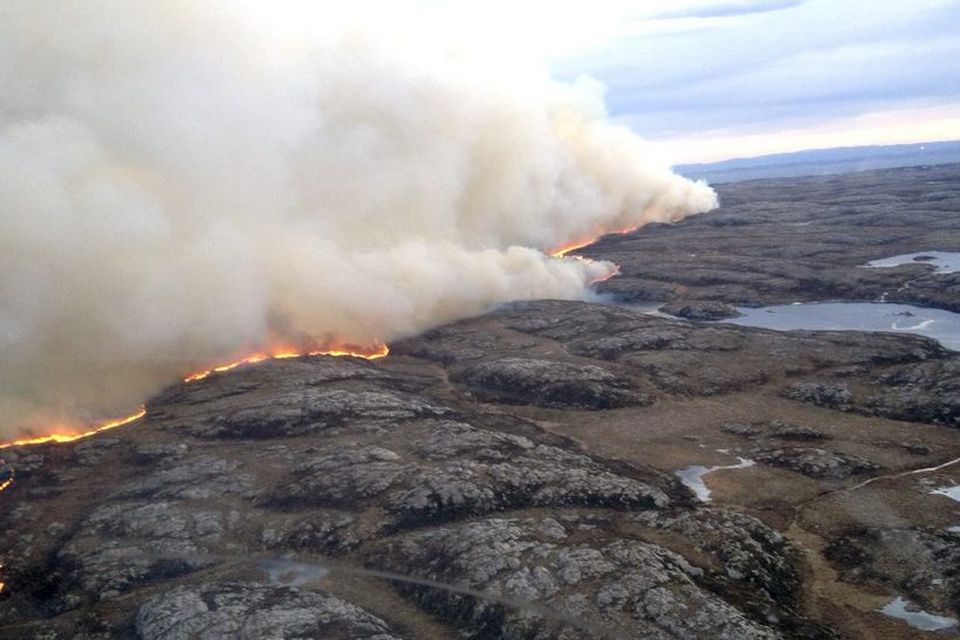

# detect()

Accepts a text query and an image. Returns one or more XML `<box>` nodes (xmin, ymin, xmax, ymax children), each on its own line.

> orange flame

<box><xmin>548</xmin><ymin>229</ymin><xmax>628</xmax><ymax>287</ymax></box>
<box><xmin>0</xmin><ymin>478</ymin><xmax>12</xmax><ymax>494</ymax></box>
<box><xmin>183</xmin><ymin>353</ymin><xmax>271</xmax><ymax>382</ymax></box>
<box><xmin>548</xmin><ymin>226</ymin><xmax>640</xmax><ymax>258</ymax></box>
<box><xmin>183</xmin><ymin>342</ymin><xmax>389</xmax><ymax>383</ymax></box>
<box><xmin>590</xmin><ymin>261</ymin><xmax>621</xmax><ymax>285</ymax></box>
<box><xmin>0</xmin><ymin>406</ymin><xmax>147</xmax><ymax>450</ymax></box>
<box><xmin>0</xmin><ymin>341</ymin><xmax>389</xmax><ymax>451</ymax></box>
<box><xmin>550</xmin><ymin>238</ymin><xmax>598</xmax><ymax>258</ymax></box>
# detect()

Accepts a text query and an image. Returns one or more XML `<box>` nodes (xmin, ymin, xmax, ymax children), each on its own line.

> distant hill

<box><xmin>676</xmin><ymin>140</ymin><xmax>960</xmax><ymax>183</ymax></box>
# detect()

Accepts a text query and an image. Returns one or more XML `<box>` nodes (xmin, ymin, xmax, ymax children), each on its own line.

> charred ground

<box><xmin>1</xmin><ymin>164</ymin><xmax>959</xmax><ymax>639</ymax></box>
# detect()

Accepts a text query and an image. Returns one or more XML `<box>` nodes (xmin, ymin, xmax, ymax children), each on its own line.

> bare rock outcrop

<box><xmin>136</xmin><ymin>583</ymin><xmax>402</xmax><ymax>640</ymax></box>
<box><xmin>753</xmin><ymin>447</ymin><xmax>879</xmax><ymax>480</ymax></box>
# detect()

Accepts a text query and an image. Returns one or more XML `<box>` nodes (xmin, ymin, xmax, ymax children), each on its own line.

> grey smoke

<box><xmin>0</xmin><ymin>1</ymin><xmax>716</xmax><ymax>436</ymax></box>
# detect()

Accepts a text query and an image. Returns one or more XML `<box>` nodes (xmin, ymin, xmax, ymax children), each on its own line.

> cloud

<box><xmin>650</xmin><ymin>0</ymin><xmax>808</xmax><ymax>20</ymax></box>
<box><xmin>551</xmin><ymin>0</ymin><xmax>960</xmax><ymax>156</ymax></box>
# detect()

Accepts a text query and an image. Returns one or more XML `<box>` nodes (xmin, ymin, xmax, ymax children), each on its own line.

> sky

<box><xmin>532</xmin><ymin>0</ymin><xmax>960</xmax><ymax>163</ymax></box>
<box><xmin>211</xmin><ymin>0</ymin><xmax>960</xmax><ymax>164</ymax></box>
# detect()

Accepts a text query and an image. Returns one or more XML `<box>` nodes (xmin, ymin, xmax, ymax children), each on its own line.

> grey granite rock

<box><xmin>368</xmin><ymin>516</ymin><xmax>782</xmax><ymax>639</ymax></box>
<box><xmin>722</xmin><ymin>423</ymin><xmax>764</xmax><ymax>438</ymax></box>
<box><xmin>136</xmin><ymin>582</ymin><xmax>402</xmax><ymax>640</ymax></box>
<box><xmin>631</xmin><ymin>507</ymin><xmax>801</xmax><ymax>618</ymax></box>
<box><xmin>783</xmin><ymin>382</ymin><xmax>853</xmax><ymax>409</ymax></box>
<box><xmin>452</xmin><ymin>357</ymin><xmax>649</xmax><ymax>409</ymax></box>
<box><xmin>192</xmin><ymin>389</ymin><xmax>449</xmax><ymax>439</ymax></box>
<box><xmin>53</xmin><ymin>539</ymin><xmax>212</xmax><ymax>608</ymax></box>
<box><xmin>766</xmin><ymin>421</ymin><xmax>828</xmax><ymax>441</ymax></box>
<box><xmin>267</xmin><ymin>422</ymin><xmax>670</xmax><ymax>524</ymax></box>
<box><xmin>754</xmin><ymin>447</ymin><xmax>879</xmax><ymax>479</ymax></box>
<box><xmin>71</xmin><ymin>439</ymin><xmax>122</xmax><ymax>467</ymax></box>
<box><xmin>113</xmin><ymin>456</ymin><xmax>255</xmax><ymax>500</ymax></box>
<box><xmin>865</xmin><ymin>360</ymin><xmax>960</xmax><ymax>427</ymax></box>
<box><xmin>825</xmin><ymin>527</ymin><xmax>960</xmax><ymax>618</ymax></box>
<box><xmin>661</xmin><ymin>300</ymin><xmax>742</xmax><ymax>321</ymax></box>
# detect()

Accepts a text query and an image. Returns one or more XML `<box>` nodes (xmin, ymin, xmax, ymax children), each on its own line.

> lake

<box><xmin>721</xmin><ymin>302</ymin><xmax>960</xmax><ymax>352</ymax></box>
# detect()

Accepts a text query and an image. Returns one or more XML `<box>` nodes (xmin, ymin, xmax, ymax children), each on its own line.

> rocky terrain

<box><xmin>589</xmin><ymin>164</ymin><xmax>960</xmax><ymax>312</ymax></box>
<box><xmin>1</xmin><ymin>164</ymin><xmax>959</xmax><ymax>639</ymax></box>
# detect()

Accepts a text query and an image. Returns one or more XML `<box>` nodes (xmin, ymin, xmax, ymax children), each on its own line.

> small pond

<box><xmin>864</xmin><ymin>251</ymin><xmax>960</xmax><ymax>275</ymax></box>
<box><xmin>932</xmin><ymin>485</ymin><xmax>960</xmax><ymax>503</ymax></box>
<box><xmin>259</xmin><ymin>558</ymin><xmax>329</xmax><ymax>586</ymax></box>
<box><xmin>676</xmin><ymin>455</ymin><xmax>755</xmax><ymax>502</ymax></box>
<box><xmin>878</xmin><ymin>596</ymin><xmax>958</xmax><ymax>632</ymax></box>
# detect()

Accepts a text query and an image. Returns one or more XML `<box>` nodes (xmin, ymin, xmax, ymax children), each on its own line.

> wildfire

<box><xmin>0</xmin><ymin>228</ymin><xmax>628</xmax><ymax>453</ymax></box>
<box><xmin>590</xmin><ymin>262</ymin><xmax>621</xmax><ymax>285</ymax></box>
<box><xmin>0</xmin><ymin>341</ymin><xmax>390</xmax><ymax>452</ymax></box>
<box><xmin>546</xmin><ymin>228</ymin><xmax>629</xmax><ymax>287</ymax></box>
<box><xmin>550</xmin><ymin>238</ymin><xmax>598</xmax><ymax>258</ymax></box>
<box><xmin>0</xmin><ymin>407</ymin><xmax>148</xmax><ymax>451</ymax></box>
<box><xmin>548</xmin><ymin>226</ymin><xmax>641</xmax><ymax>258</ymax></box>
<box><xmin>182</xmin><ymin>342</ymin><xmax>390</xmax><ymax>383</ymax></box>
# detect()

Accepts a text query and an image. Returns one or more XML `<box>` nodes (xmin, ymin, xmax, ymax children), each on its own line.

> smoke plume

<box><xmin>0</xmin><ymin>1</ymin><xmax>717</xmax><ymax>437</ymax></box>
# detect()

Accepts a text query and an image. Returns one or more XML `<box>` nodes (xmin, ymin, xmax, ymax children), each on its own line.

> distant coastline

<box><xmin>676</xmin><ymin>140</ymin><xmax>960</xmax><ymax>183</ymax></box>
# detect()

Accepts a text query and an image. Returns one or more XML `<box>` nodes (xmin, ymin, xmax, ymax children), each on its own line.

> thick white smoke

<box><xmin>0</xmin><ymin>1</ymin><xmax>717</xmax><ymax>437</ymax></box>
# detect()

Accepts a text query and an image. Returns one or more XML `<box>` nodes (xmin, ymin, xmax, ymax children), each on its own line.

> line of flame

<box><xmin>0</xmin><ymin>342</ymin><xmax>390</xmax><ymax>451</ymax></box>
<box><xmin>547</xmin><ymin>233</ymin><xmax>626</xmax><ymax>288</ymax></box>
<box><xmin>548</xmin><ymin>226</ymin><xmax>641</xmax><ymax>258</ymax></box>
<box><xmin>0</xmin><ymin>231</ymin><xmax>633</xmax><ymax>452</ymax></box>
<box><xmin>0</xmin><ymin>478</ymin><xmax>12</xmax><ymax>493</ymax></box>
<box><xmin>590</xmin><ymin>261</ymin><xmax>621</xmax><ymax>285</ymax></box>
<box><xmin>0</xmin><ymin>406</ymin><xmax>147</xmax><ymax>450</ymax></box>
<box><xmin>182</xmin><ymin>342</ymin><xmax>390</xmax><ymax>383</ymax></box>
<box><xmin>549</xmin><ymin>238</ymin><xmax>597</xmax><ymax>258</ymax></box>
<box><xmin>0</xmin><ymin>229</ymin><xmax>631</xmax><ymax>454</ymax></box>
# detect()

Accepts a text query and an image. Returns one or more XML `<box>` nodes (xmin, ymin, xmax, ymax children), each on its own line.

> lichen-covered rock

<box><xmin>825</xmin><ymin>527</ymin><xmax>960</xmax><ymax>617</ymax></box>
<box><xmin>754</xmin><ymin>448</ymin><xmax>878</xmax><ymax>479</ymax></box>
<box><xmin>191</xmin><ymin>389</ymin><xmax>449</xmax><ymax>439</ymax></box>
<box><xmin>765</xmin><ymin>421</ymin><xmax>827</xmax><ymax>441</ymax></box>
<box><xmin>41</xmin><ymin>500</ymin><xmax>230</xmax><ymax>611</ymax></box>
<box><xmin>452</xmin><ymin>357</ymin><xmax>649</xmax><ymax>409</ymax></box>
<box><xmin>71</xmin><ymin>439</ymin><xmax>123</xmax><ymax>467</ymax></box>
<box><xmin>82</xmin><ymin>501</ymin><xmax>224</xmax><ymax>541</ymax></box>
<box><xmin>113</xmin><ymin>456</ymin><xmax>255</xmax><ymax>500</ymax></box>
<box><xmin>270</xmin><ymin>445</ymin><xmax>407</xmax><ymax>506</ymax></box>
<box><xmin>864</xmin><ymin>360</ymin><xmax>960</xmax><ymax>427</ymax></box>
<box><xmin>411</xmin><ymin>419</ymin><xmax>536</xmax><ymax>461</ymax></box>
<box><xmin>631</xmin><ymin>508</ymin><xmax>802</xmax><ymax>618</ymax></box>
<box><xmin>135</xmin><ymin>582</ymin><xmax>402</xmax><ymax>640</ymax></box>
<box><xmin>52</xmin><ymin>539</ymin><xmax>212</xmax><ymax>608</ymax></box>
<box><xmin>267</xmin><ymin>423</ymin><xmax>670</xmax><ymax>525</ymax></box>
<box><xmin>783</xmin><ymin>382</ymin><xmax>852</xmax><ymax>409</ymax></box>
<box><xmin>368</xmin><ymin>516</ymin><xmax>782</xmax><ymax>639</ymax></box>
<box><xmin>0</xmin><ymin>450</ymin><xmax>45</xmax><ymax>472</ymax></box>
<box><xmin>661</xmin><ymin>300</ymin><xmax>742</xmax><ymax>321</ymax></box>
<box><xmin>722</xmin><ymin>423</ymin><xmax>764</xmax><ymax>438</ymax></box>
<box><xmin>392</xmin><ymin>325</ymin><xmax>501</xmax><ymax>363</ymax></box>
<box><xmin>133</xmin><ymin>443</ymin><xmax>190</xmax><ymax>464</ymax></box>
<box><xmin>260</xmin><ymin>510</ymin><xmax>364</xmax><ymax>554</ymax></box>
<box><xmin>384</xmin><ymin>450</ymin><xmax>669</xmax><ymax>525</ymax></box>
